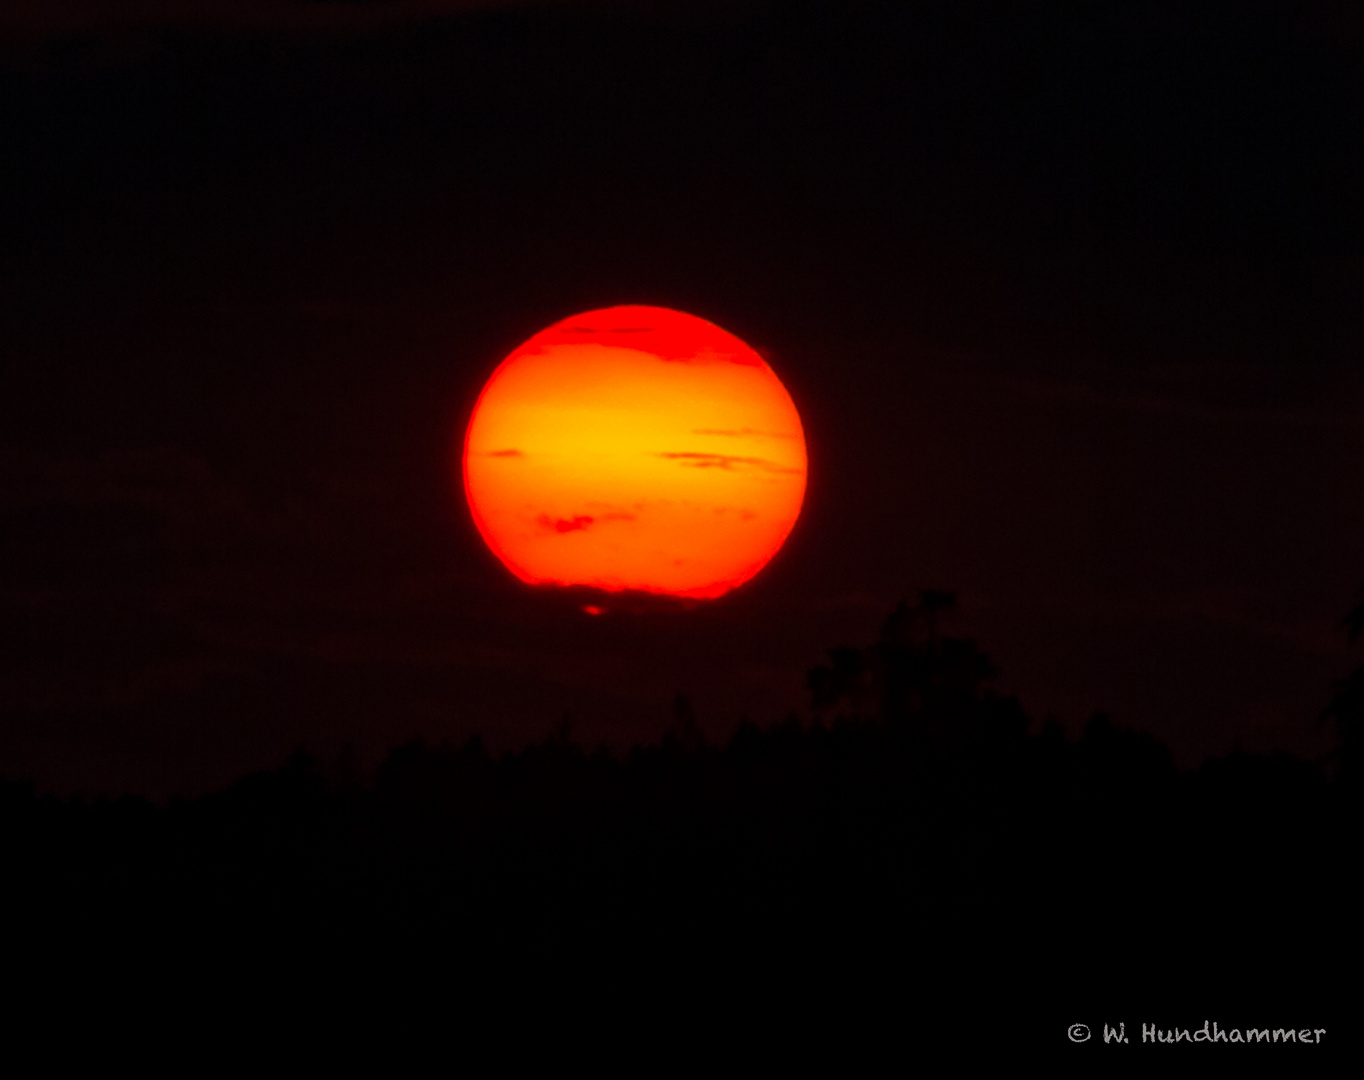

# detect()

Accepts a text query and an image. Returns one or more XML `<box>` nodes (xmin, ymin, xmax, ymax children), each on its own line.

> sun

<box><xmin>462</xmin><ymin>306</ymin><xmax>807</xmax><ymax>600</ymax></box>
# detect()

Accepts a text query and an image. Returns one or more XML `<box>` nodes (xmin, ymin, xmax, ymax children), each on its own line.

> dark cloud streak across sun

<box><xmin>657</xmin><ymin>453</ymin><xmax>803</xmax><ymax>475</ymax></box>
<box><xmin>536</xmin><ymin>513</ymin><xmax>594</xmax><ymax>534</ymax></box>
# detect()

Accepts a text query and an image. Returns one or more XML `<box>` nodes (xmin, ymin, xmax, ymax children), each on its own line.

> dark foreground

<box><xmin>3</xmin><ymin>605</ymin><xmax>1355</xmax><ymax>1063</ymax></box>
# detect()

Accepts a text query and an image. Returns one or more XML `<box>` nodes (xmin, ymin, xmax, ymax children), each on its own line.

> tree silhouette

<box><xmin>806</xmin><ymin>590</ymin><xmax>997</xmax><ymax>730</ymax></box>
<box><xmin>917</xmin><ymin>589</ymin><xmax>958</xmax><ymax>650</ymax></box>
<box><xmin>1347</xmin><ymin>589</ymin><xmax>1364</xmax><ymax>643</ymax></box>
<box><xmin>1324</xmin><ymin>587</ymin><xmax>1364</xmax><ymax>788</ymax></box>
<box><xmin>0</xmin><ymin>595</ymin><xmax>1350</xmax><ymax>1049</ymax></box>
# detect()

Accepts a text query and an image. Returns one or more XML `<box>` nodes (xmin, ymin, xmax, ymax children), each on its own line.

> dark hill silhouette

<box><xmin>1</xmin><ymin>594</ymin><xmax>1353</xmax><ymax>1058</ymax></box>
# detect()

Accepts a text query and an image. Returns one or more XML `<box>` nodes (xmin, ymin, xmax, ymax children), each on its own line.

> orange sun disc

<box><xmin>462</xmin><ymin>306</ymin><xmax>807</xmax><ymax>599</ymax></box>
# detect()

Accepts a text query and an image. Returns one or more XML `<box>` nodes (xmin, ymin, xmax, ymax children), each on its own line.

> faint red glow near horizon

<box><xmin>462</xmin><ymin>306</ymin><xmax>807</xmax><ymax>600</ymax></box>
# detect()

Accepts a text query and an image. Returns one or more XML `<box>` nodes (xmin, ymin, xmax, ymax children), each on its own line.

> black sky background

<box><xmin>2</xmin><ymin>0</ymin><xmax>1362</xmax><ymax>797</ymax></box>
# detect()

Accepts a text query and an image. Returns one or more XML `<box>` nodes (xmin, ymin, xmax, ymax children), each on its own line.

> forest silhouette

<box><xmin>3</xmin><ymin>591</ymin><xmax>1355</xmax><ymax>1050</ymax></box>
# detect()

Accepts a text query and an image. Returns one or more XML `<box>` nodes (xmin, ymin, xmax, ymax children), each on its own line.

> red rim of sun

<box><xmin>462</xmin><ymin>305</ymin><xmax>807</xmax><ymax>600</ymax></box>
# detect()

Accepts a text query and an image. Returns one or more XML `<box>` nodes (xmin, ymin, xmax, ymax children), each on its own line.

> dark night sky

<box><xmin>2</xmin><ymin>0</ymin><xmax>1362</xmax><ymax>796</ymax></box>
